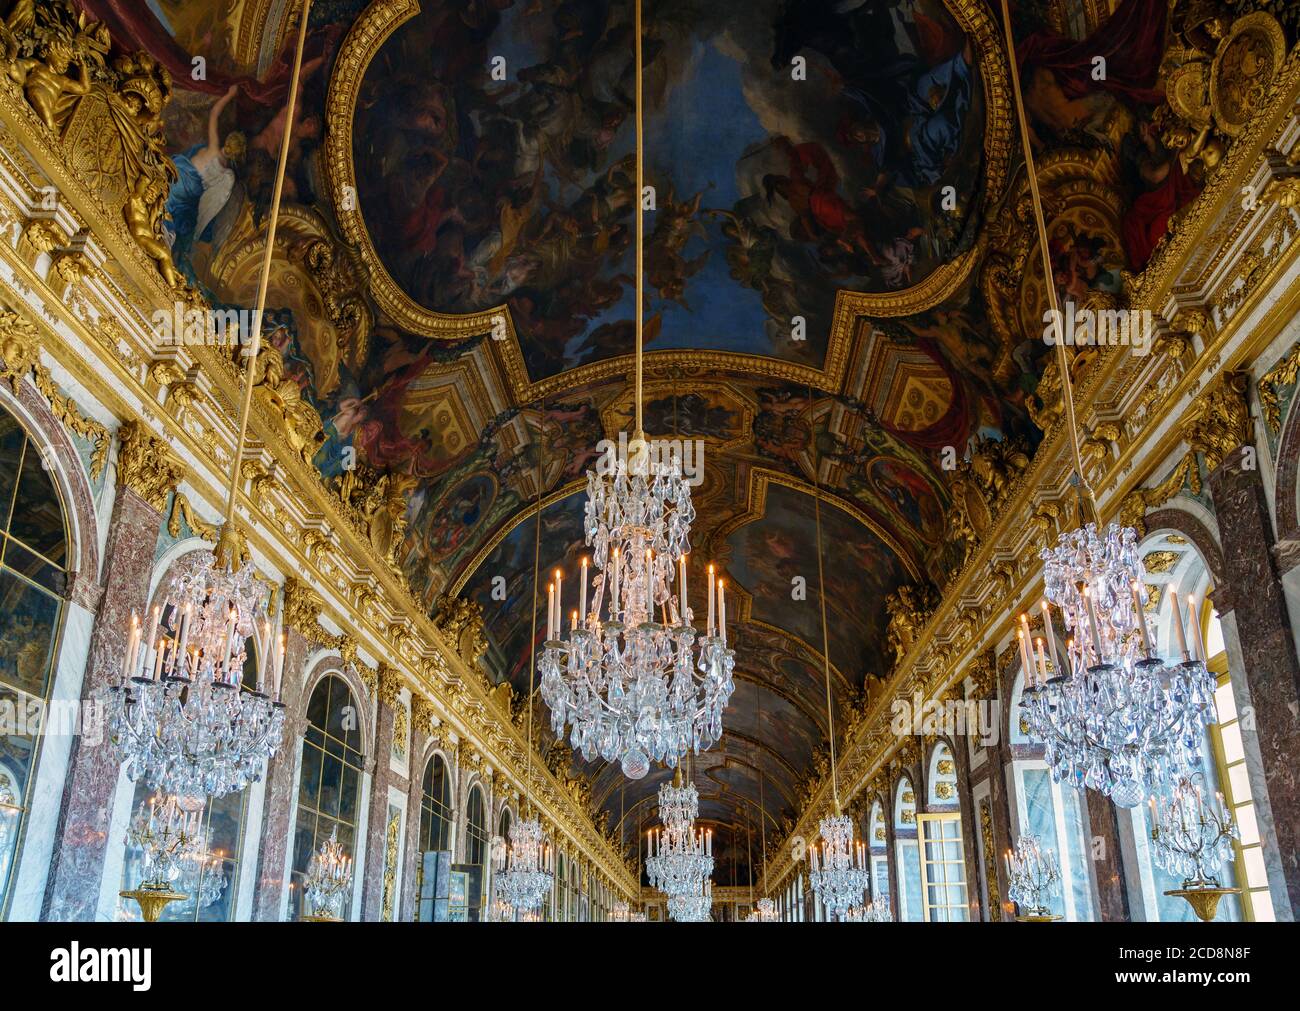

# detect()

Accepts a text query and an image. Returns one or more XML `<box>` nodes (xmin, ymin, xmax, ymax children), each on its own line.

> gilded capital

<box><xmin>1182</xmin><ymin>371</ymin><xmax>1253</xmax><ymax>472</ymax></box>
<box><xmin>411</xmin><ymin>694</ymin><xmax>437</xmax><ymax>734</ymax></box>
<box><xmin>116</xmin><ymin>420</ymin><xmax>184</xmax><ymax>511</ymax></box>
<box><xmin>356</xmin><ymin>663</ymin><xmax>378</xmax><ymax>699</ymax></box>
<box><xmin>377</xmin><ymin>663</ymin><xmax>405</xmax><ymax>707</ymax></box>
<box><xmin>282</xmin><ymin>576</ymin><xmax>326</xmax><ymax>641</ymax></box>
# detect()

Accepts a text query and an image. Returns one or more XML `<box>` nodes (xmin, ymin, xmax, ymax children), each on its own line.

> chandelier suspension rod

<box><xmin>220</xmin><ymin>0</ymin><xmax>312</xmax><ymax>552</ymax></box>
<box><xmin>525</xmin><ymin>398</ymin><xmax>546</xmax><ymax>815</ymax></box>
<box><xmin>997</xmin><ymin>0</ymin><xmax>1092</xmax><ymax>514</ymax></box>
<box><xmin>758</xmin><ymin>693</ymin><xmax>768</xmax><ymax>898</ymax></box>
<box><xmin>808</xmin><ymin>384</ymin><xmax>840</xmax><ymax>808</ymax></box>
<box><xmin>634</xmin><ymin>0</ymin><xmax>644</xmax><ymax>438</ymax></box>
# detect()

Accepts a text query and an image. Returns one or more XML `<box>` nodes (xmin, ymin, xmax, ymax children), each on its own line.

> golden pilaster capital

<box><xmin>116</xmin><ymin>419</ymin><xmax>184</xmax><ymax>510</ymax></box>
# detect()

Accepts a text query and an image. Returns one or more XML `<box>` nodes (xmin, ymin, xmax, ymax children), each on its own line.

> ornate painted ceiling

<box><xmin>82</xmin><ymin>0</ymin><xmax>1240</xmax><ymax>883</ymax></box>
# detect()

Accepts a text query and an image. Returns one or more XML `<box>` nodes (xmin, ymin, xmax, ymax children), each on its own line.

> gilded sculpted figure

<box><xmin>5</xmin><ymin>34</ymin><xmax>91</xmax><ymax>133</ymax></box>
<box><xmin>125</xmin><ymin>173</ymin><xmax>183</xmax><ymax>289</ymax></box>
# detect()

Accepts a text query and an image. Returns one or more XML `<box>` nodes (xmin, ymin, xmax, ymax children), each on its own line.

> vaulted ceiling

<box><xmin>127</xmin><ymin>0</ymin><xmax>1206</xmax><ymax>885</ymax></box>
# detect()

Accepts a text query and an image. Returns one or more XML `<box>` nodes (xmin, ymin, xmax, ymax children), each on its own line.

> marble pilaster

<box><xmin>360</xmin><ymin>665</ymin><xmax>406</xmax><ymax>921</ymax></box>
<box><xmin>1208</xmin><ymin>450</ymin><xmax>1300</xmax><ymax>918</ymax></box>
<box><xmin>250</xmin><ymin>625</ymin><xmax>312</xmax><ymax>921</ymax></box>
<box><xmin>1082</xmin><ymin>791</ymin><xmax>1130</xmax><ymax>922</ymax></box>
<box><xmin>41</xmin><ymin>484</ymin><xmax>164</xmax><ymax>920</ymax></box>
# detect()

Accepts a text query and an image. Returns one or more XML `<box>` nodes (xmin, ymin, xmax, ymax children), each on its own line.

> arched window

<box><xmin>0</xmin><ymin>408</ymin><xmax>69</xmax><ymax>913</ymax></box>
<box><xmin>867</xmin><ymin>800</ymin><xmax>889</xmax><ymax>902</ymax></box>
<box><xmin>894</xmin><ymin>777</ymin><xmax>922</xmax><ymax>921</ymax></box>
<box><xmin>290</xmin><ymin>673</ymin><xmax>364</xmax><ymax>920</ymax></box>
<box><xmin>1008</xmin><ymin>667</ymin><xmax>1095</xmax><ymax>921</ymax></box>
<box><xmin>115</xmin><ymin>630</ymin><xmax>259</xmax><ymax>921</ymax></box>
<box><xmin>918</xmin><ymin>742</ymin><xmax>968</xmax><ymax>921</ymax></box>
<box><xmin>555</xmin><ymin>853</ymin><xmax>567</xmax><ymax>922</ymax></box>
<box><xmin>464</xmin><ymin>784</ymin><xmax>488</xmax><ymax>921</ymax></box>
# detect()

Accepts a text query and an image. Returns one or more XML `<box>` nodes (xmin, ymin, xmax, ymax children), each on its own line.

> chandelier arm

<box><xmin>996</xmin><ymin>0</ymin><xmax>1092</xmax><ymax>517</ymax></box>
<box><xmin>220</xmin><ymin>0</ymin><xmax>312</xmax><ymax>543</ymax></box>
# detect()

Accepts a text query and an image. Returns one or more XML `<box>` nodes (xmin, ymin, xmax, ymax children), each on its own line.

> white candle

<box><xmin>274</xmin><ymin>632</ymin><xmax>286</xmax><ymax>698</ymax></box>
<box><xmin>1170</xmin><ymin>590</ymin><xmax>1189</xmax><ymax>661</ymax></box>
<box><xmin>1017</xmin><ymin>628</ymin><xmax>1034</xmax><ymax>689</ymax></box>
<box><xmin>1084</xmin><ymin>587</ymin><xmax>1103</xmax><ymax>663</ymax></box>
<box><xmin>611</xmin><ymin>549</ymin><xmax>620</xmax><ymax>618</ymax></box>
<box><xmin>580</xmin><ymin>557</ymin><xmax>588</xmax><ymax>624</ymax></box>
<box><xmin>144</xmin><ymin>605</ymin><xmax>160</xmax><ymax>657</ymax></box>
<box><xmin>1188</xmin><ymin>595</ymin><xmax>1207</xmax><ymax>663</ymax></box>
<box><xmin>679</xmin><ymin>555</ymin><xmax>688</xmax><ymax>625</ymax></box>
<box><xmin>175</xmin><ymin>603</ymin><xmax>192</xmax><ymax>679</ymax></box>
<box><xmin>707</xmin><ymin>564</ymin><xmax>716</xmax><ymax>637</ymax></box>
<box><xmin>571</xmin><ymin>609</ymin><xmax>578</xmax><ymax>634</ymax></box>
<box><xmin>152</xmin><ymin>638</ymin><xmax>166</xmax><ymax>679</ymax></box>
<box><xmin>1132</xmin><ymin>582</ymin><xmax>1153</xmax><ymax>656</ymax></box>
<box><xmin>1035</xmin><ymin>636</ymin><xmax>1049</xmax><ymax>682</ymax></box>
<box><xmin>554</xmin><ymin>569</ymin><xmax>563</xmax><ymax>635</ymax></box>
<box><xmin>546</xmin><ymin>582</ymin><xmax>554</xmax><ymax>640</ymax></box>
<box><xmin>124</xmin><ymin>611</ymin><xmax>140</xmax><ymax>677</ymax></box>
<box><xmin>1040</xmin><ymin>599</ymin><xmax>1058</xmax><ymax>671</ymax></box>
<box><xmin>718</xmin><ymin>579</ymin><xmax>727</xmax><ymax>645</ymax></box>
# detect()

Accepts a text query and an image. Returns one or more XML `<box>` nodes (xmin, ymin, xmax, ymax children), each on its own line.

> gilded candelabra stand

<box><xmin>1151</xmin><ymin>773</ymin><xmax>1240</xmax><ymax>921</ymax></box>
<box><xmin>119</xmin><ymin>794</ymin><xmax>204</xmax><ymax>922</ymax></box>
<box><xmin>1006</xmin><ymin>835</ymin><xmax>1063</xmax><ymax>922</ymax></box>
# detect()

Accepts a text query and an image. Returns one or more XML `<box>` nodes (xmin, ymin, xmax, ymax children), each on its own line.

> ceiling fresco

<box><xmin>86</xmin><ymin>0</ymin><xmax>1243</xmax><ymax>863</ymax></box>
<box><xmin>349</xmin><ymin>0</ymin><xmax>990</xmax><ymax>384</ymax></box>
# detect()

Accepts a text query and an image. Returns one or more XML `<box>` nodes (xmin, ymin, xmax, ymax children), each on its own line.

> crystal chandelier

<box><xmin>611</xmin><ymin>899</ymin><xmax>647</xmax><ymax>922</ymax></box>
<box><xmin>646</xmin><ymin>769</ymin><xmax>714</xmax><ymax>902</ymax></box>
<box><xmin>493</xmin><ymin>814</ymin><xmax>554</xmax><ymax>916</ymax></box>
<box><xmin>1024</xmin><ymin>531</ymin><xmax>1217</xmax><ymax>807</ymax></box>
<box><xmin>999</xmin><ymin>0</ymin><xmax>1215</xmax><ymax>809</ymax></box>
<box><xmin>303</xmin><ymin>827</ymin><xmax>353</xmax><ymax>921</ymax></box>
<box><xmin>1005</xmin><ymin>835</ymin><xmax>1062</xmax><ymax>919</ymax></box>
<box><xmin>746</xmin><ymin>897</ymin><xmax>778</xmax><ymax>922</ymax></box>
<box><xmin>844</xmin><ymin>895</ymin><xmax>892</xmax><ymax>922</ymax></box>
<box><xmin>100</xmin><ymin>0</ymin><xmax>315</xmax><ymax>802</ymax></box>
<box><xmin>1150</xmin><ymin>772</ymin><xmax>1238</xmax><ymax>891</ymax></box>
<box><xmin>535</xmin><ymin>0</ymin><xmax>733</xmax><ymax>781</ymax></box>
<box><xmin>101</xmin><ymin>553</ymin><xmax>286</xmax><ymax>798</ymax></box>
<box><xmin>808</xmin><ymin>811</ymin><xmax>869</xmax><ymax>919</ymax></box>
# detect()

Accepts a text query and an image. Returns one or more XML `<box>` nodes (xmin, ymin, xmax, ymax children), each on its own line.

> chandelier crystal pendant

<box><xmin>535</xmin><ymin>0</ymin><xmax>733</xmax><ymax>780</ymax></box>
<box><xmin>1024</xmin><ymin>533</ymin><xmax>1217</xmax><ymax>807</ymax></box>
<box><xmin>1005</xmin><ymin>835</ymin><xmax>1062</xmax><ymax>920</ymax></box>
<box><xmin>646</xmin><ymin>768</ymin><xmax>714</xmax><ymax>911</ymax></box>
<box><xmin>808</xmin><ymin>811</ymin><xmax>870</xmax><ymax>919</ymax></box>
<box><xmin>666</xmin><ymin>878</ymin><xmax>713</xmax><ymax>922</ymax></box>
<box><xmin>998</xmin><ymin>0</ymin><xmax>1214</xmax><ymax>809</ymax></box>
<box><xmin>302</xmin><ymin>826</ymin><xmax>353</xmax><ymax>921</ymax></box>
<box><xmin>99</xmin><ymin>0</ymin><xmax>316</xmax><ymax>802</ymax></box>
<box><xmin>493</xmin><ymin>814</ymin><xmax>554</xmax><ymax>917</ymax></box>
